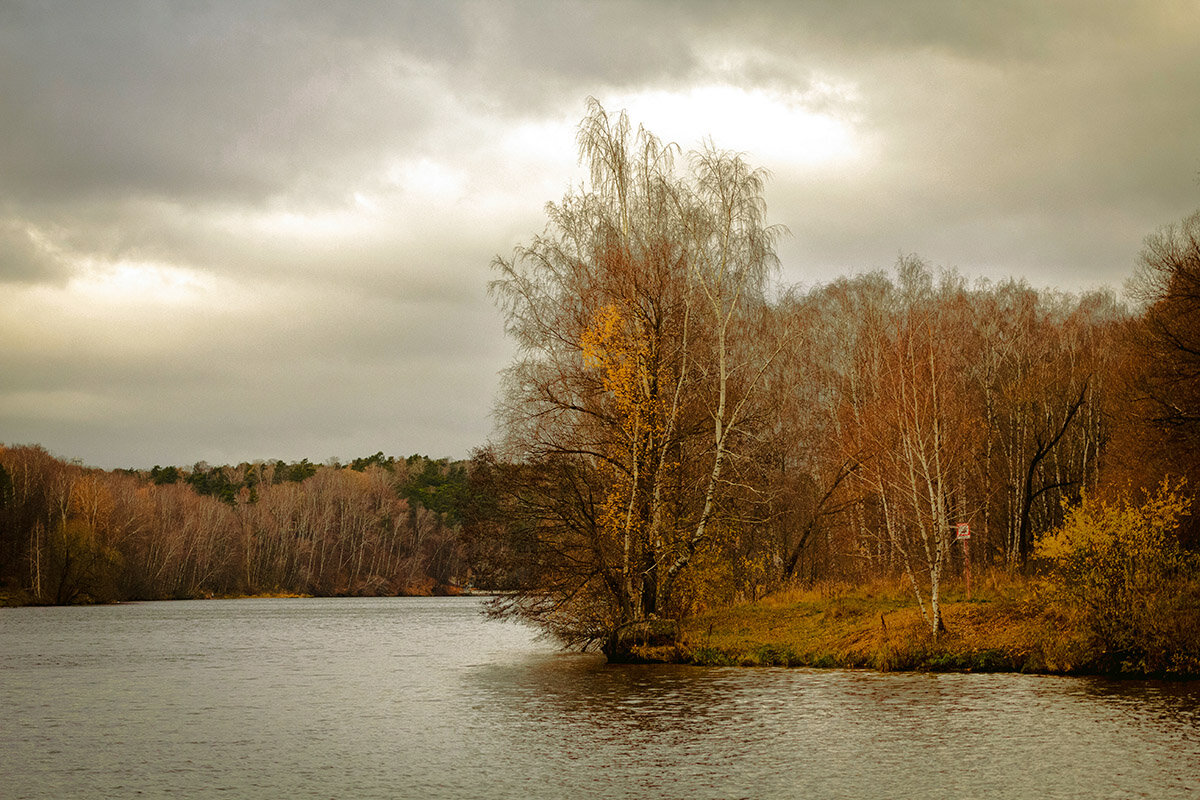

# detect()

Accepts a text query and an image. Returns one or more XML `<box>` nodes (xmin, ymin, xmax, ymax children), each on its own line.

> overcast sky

<box><xmin>2</xmin><ymin>1</ymin><xmax>1197</xmax><ymax>469</ymax></box>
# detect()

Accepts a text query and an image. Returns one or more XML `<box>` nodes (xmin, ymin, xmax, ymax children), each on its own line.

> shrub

<box><xmin>752</xmin><ymin>644</ymin><xmax>801</xmax><ymax>666</ymax></box>
<box><xmin>1037</xmin><ymin>481</ymin><xmax>1200</xmax><ymax>676</ymax></box>
<box><xmin>690</xmin><ymin>646</ymin><xmax>737</xmax><ymax>667</ymax></box>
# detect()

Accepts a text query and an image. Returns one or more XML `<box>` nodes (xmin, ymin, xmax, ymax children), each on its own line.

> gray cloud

<box><xmin>0</xmin><ymin>2</ymin><xmax>446</xmax><ymax>206</ymax></box>
<box><xmin>746</xmin><ymin>2</ymin><xmax>1200</xmax><ymax>288</ymax></box>
<box><xmin>705</xmin><ymin>0</ymin><xmax>1183</xmax><ymax>63</ymax></box>
<box><xmin>1</xmin><ymin>0</ymin><xmax>1197</xmax><ymax>467</ymax></box>
<box><xmin>0</xmin><ymin>275</ymin><xmax>508</xmax><ymax>467</ymax></box>
<box><xmin>0</xmin><ymin>219</ymin><xmax>69</xmax><ymax>283</ymax></box>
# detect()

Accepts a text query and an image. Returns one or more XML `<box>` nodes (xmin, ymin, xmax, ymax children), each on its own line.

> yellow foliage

<box><xmin>1037</xmin><ymin>479</ymin><xmax>1199</xmax><ymax>674</ymax></box>
<box><xmin>1038</xmin><ymin>479</ymin><xmax>1189</xmax><ymax>595</ymax></box>
<box><xmin>581</xmin><ymin>304</ymin><xmax>677</xmax><ymax>561</ymax></box>
<box><xmin>581</xmin><ymin>303</ymin><xmax>665</xmax><ymax>432</ymax></box>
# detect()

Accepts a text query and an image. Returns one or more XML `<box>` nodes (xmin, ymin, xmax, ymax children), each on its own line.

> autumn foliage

<box><xmin>0</xmin><ymin>448</ymin><xmax>476</xmax><ymax>604</ymax></box>
<box><xmin>6</xmin><ymin>102</ymin><xmax>1200</xmax><ymax>676</ymax></box>
<box><xmin>481</xmin><ymin>101</ymin><xmax>1200</xmax><ymax>666</ymax></box>
<box><xmin>1038</xmin><ymin>482</ymin><xmax>1200</xmax><ymax>675</ymax></box>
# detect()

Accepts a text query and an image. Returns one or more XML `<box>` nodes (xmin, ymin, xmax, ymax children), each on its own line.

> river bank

<box><xmin>0</xmin><ymin>580</ymin><xmax>477</xmax><ymax>607</ymax></box>
<box><xmin>628</xmin><ymin>575</ymin><xmax>1199</xmax><ymax>679</ymax></box>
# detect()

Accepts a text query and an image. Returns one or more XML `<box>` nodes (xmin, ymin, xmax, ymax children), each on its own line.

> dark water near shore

<box><xmin>2</xmin><ymin>596</ymin><xmax>1198</xmax><ymax>799</ymax></box>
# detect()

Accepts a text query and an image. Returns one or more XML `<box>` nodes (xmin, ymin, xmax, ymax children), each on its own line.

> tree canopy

<box><xmin>488</xmin><ymin>99</ymin><xmax>785</xmax><ymax>652</ymax></box>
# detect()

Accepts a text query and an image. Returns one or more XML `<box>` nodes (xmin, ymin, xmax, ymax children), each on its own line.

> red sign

<box><xmin>955</xmin><ymin>522</ymin><xmax>971</xmax><ymax>540</ymax></box>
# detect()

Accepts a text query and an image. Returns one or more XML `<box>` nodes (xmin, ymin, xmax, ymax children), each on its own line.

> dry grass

<box><xmin>673</xmin><ymin>570</ymin><xmax>1100</xmax><ymax>674</ymax></box>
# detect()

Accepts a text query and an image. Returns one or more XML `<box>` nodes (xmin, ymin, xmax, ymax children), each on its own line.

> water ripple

<box><xmin>2</xmin><ymin>598</ymin><xmax>1198</xmax><ymax>799</ymax></box>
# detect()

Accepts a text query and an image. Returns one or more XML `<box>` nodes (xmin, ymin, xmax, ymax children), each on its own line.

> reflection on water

<box><xmin>2</xmin><ymin>597</ymin><xmax>1198</xmax><ymax>799</ymax></box>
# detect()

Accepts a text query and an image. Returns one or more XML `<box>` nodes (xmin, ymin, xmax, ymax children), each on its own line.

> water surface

<box><xmin>2</xmin><ymin>597</ymin><xmax>1197</xmax><ymax>798</ymax></box>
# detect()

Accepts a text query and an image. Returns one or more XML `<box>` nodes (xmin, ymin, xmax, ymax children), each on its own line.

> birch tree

<box><xmin>487</xmin><ymin>100</ymin><xmax>782</xmax><ymax>651</ymax></box>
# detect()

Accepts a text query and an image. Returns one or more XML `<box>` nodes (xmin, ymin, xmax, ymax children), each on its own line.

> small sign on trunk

<box><xmin>955</xmin><ymin>522</ymin><xmax>971</xmax><ymax>540</ymax></box>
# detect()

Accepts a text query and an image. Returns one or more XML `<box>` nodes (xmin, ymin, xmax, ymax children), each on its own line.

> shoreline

<box><xmin>622</xmin><ymin>580</ymin><xmax>1200</xmax><ymax>681</ymax></box>
<box><xmin>8</xmin><ymin>582</ymin><xmax>1196</xmax><ymax>680</ymax></box>
<box><xmin>0</xmin><ymin>584</ymin><xmax>491</xmax><ymax>608</ymax></box>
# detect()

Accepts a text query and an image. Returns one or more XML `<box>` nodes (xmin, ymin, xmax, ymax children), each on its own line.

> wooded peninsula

<box><xmin>3</xmin><ymin>102</ymin><xmax>1198</xmax><ymax>678</ymax></box>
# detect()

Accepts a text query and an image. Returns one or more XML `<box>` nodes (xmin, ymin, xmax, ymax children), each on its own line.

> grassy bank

<box><xmin>635</xmin><ymin>573</ymin><xmax>1193</xmax><ymax>678</ymax></box>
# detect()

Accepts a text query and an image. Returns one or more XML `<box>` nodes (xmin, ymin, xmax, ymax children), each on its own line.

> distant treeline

<box><xmin>0</xmin><ymin>449</ymin><xmax>508</xmax><ymax>605</ymax></box>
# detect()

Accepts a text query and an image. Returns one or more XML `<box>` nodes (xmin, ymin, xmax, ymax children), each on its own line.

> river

<box><xmin>2</xmin><ymin>596</ymin><xmax>1197</xmax><ymax>799</ymax></box>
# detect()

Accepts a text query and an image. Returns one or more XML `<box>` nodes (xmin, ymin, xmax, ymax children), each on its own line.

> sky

<box><xmin>1</xmin><ymin>1</ymin><xmax>1198</xmax><ymax>469</ymax></box>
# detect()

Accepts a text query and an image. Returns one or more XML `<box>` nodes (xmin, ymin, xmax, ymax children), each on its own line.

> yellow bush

<box><xmin>1037</xmin><ymin>480</ymin><xmax>1198</xmax><ymax>675</ymax></box>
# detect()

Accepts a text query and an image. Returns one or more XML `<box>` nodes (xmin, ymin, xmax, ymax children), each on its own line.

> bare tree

<box><xmin>488</xmin><ymin>100</ymin><xmax>783</xmax><ymax>652</ymax></box>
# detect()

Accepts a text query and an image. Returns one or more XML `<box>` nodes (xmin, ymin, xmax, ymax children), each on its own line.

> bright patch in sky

<box><xmin>70</xmin><ymin>261</ymin><xmax>215</xmax><ymax>307</ymax></box>
<box><xmin>353</xmin><ymin>192</ymin><xmax>379</xmax><ymax>214</ymax></box>
<box><xmin>501</xmin><ymin>118</ymin><xmax>579</xmax><ymax>165</ymax></box>
<box><xmin>250</xmin><ymin>207</ymin><xmax>370</xmax><ymax>240</ymax></box>
<box><xmin>607</xmin><ymin>84</ymin><xmax>862</xmax><ymax>168</ymax></box>
<box><xmin>0</xmin><ymin>259</ymin><xmax>241</xmax><ymax>365</ymax></box>
<box><xmin>388</xmin><ymin>157</ymin><xmax>469</xmax><ymax>201</ymax></box>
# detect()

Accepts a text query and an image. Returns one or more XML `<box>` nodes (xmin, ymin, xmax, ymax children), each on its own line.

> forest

<box><xmin>478</xmin><ymin>102</ymin><xmax>1200</xmax><ymax>668</ymax></box>
<box><xmin>3</xmin><ymin>102</ymin><xmax>1198</xmax><ymax>675</ymax></box>
<box><xmin>0</xmin><ymin>450</ymin><xmax>481</xmax><ymax>604</ymax></box>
